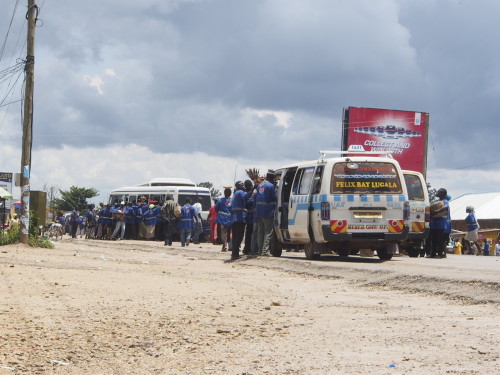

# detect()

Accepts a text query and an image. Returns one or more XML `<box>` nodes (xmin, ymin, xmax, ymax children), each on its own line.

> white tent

<box><xmin>449</xmin><ymin>192</ymin><xmax>500</xmax><ymax>221</ymax></box>
<box><xmin>0</xmin><ymin>187</ymin><xmax>13</xmax><ymax>199</ymax></box>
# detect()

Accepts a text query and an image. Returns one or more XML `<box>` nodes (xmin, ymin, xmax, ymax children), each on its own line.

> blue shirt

<box><xmin>255</xmin><ymin>181</ymin><xmax>276</xmax><ymax>219</ymax></box>
<box><xmin>99</xmin><ymin>208</ymin><xmax>112</xmax><ymax>225</ymax></box>
<box><xmin>70</xmin><ymin>210</ymin><xmax>79</xmax><ymax>223</ymax></box>
<box><xmin>215</xmin><ymin>197</ymin><xmax>232</xmax><ymax>226</ymax></box>
<box><xmin>178</xmin><ymin>204</ymin><xmax>196</xmax><ymax>230</ymax></box>
<box><xmin>85</xmin><ymin>209</ymin><xmax>96</xmax><ymax>225</ymax></box>
<box><xmin>245</xmin><ymin>193</ymin><xmax>255</xmax><ymax>224</ymax></box>
<box><xmin>144</xmin><ymin>207</ymin><xmax>159</xmax><ymax>227</ymax></box>
<box><xmin>231</xmin><ymin>190</ymin><xmax>247</xmax><ymax>224</ymax></box>
<box><xmin>124</xmin><ymin>206</ymin><xmax>135</xmax><ymax>224</ymax></box>
<box><xmin>444</xmin><ymin>199</ymin><xmax>451</xmax><ymax>234</ymax></box>
<box><xmin>465</xmin><ymin>212</ymin><xmax>478</xmax><ymax>231</ymax></box>
<box><xmin>430</xmin><ymin>199</ymin><xmax>449</xmax><ymax>230</ymax></box>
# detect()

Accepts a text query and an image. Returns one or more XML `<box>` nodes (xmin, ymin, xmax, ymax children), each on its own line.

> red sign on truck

<box><xmin>342</xmin><ymin>107</ymin><xmax>429</xmax><ymax>177</ymax></box>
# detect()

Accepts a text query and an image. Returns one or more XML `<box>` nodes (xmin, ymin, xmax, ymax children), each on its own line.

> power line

<box><xmin>428</xmin><ymin>160</ymin><xmax>500</xmax><ymax>174</ymax></box>
<box><xmin>0</xmin><ymin>0</ymin><xmax>21</xmax><ymax>64</ymax></box>
<box><xmin>0</xmin><ymin>98</ymin><xmax>23</xmax><ymax>108</ymax></box>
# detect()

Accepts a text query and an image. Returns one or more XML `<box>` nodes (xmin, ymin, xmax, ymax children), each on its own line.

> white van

<box><xmin>273</xmin><ymin>150</ymin><xmax>410</xmax><ymax>260</ymax></box>
<box><xmin>108</xmin><ymin>178</ymin><xmax>212</xmax><ymax>219</ymax></box>
<box><xmin>401</xmin><ymin>170</ymin><xmax>430</xmax><ymax>257</ymax></box>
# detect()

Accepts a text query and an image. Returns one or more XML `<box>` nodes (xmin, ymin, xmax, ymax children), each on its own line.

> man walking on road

<box><xmin>163</xmin><ymin>195</ymin><xmax>176</xmax><ymax>246</ymax></box>
<box><xmin>192</xmin><ymin>197</ymin><xmax>204</xmax><ymax>244</ymax></box>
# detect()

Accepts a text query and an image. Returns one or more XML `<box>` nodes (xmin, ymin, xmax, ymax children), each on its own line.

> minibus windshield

<box><xmin>331</xmin><ymin>162</ymin><xmax>403</xmax><ymax>194</ymax></box>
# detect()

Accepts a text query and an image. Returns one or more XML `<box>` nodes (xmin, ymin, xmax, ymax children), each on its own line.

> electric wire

<box><xmin>0</xmin><ymin>0</ymin><xmax>21</xmax><ymax>64</ymax></box>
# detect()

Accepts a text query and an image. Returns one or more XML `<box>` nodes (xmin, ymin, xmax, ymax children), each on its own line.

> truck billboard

<box><xmin>342</xmin><ymin>107</ymin><xmax>429</xmax><ymax>177</ymax></box>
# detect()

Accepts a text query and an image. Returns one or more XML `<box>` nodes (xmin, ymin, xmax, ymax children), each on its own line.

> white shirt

<box><xmin>494</xmin><ymin>244</ymin><xmax>500</xmax><ymax>256</ymax></box>
<box><xmin>193</xmin><ymin>202</ymin><xmax>202</xmax><ymax>216</ymax></box>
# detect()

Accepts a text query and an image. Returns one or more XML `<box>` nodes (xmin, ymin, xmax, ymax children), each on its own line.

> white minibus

<box><xmin>273</xmin><ymin>149</ymin><xmax>410</xmax><ymax>260</ymax></box>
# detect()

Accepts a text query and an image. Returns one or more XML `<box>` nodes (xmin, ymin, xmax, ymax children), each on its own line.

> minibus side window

<box><xmin>293</xmin><ymin>167</ymin><xmax>315</xmax><ymax>195</ymax></box>
<box><xmin>292</xmin><ymin>169</ymin><xmax>304</xmax><ymax>195</ymax></box>
<box><xmin>311</xmin><ymin>166</ymin><xmax>324</xmax><ymax>195</ymax></box>
<box><xmin>282</xmin><ymin>169</ymin><xmax>297</xmax><ymax>202</ymax></box>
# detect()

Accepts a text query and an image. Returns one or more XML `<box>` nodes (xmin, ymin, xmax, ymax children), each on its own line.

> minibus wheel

<box><xmin>304</xmin><ymin>242</ymin><xmax>321</xmax><ymax>260</ymax></box>
<box><xmin>407</xmin><ymin>245</ymin><xmax>420</xmax><ymax>258</ymax></box>
<box><xmin>377</xmin><ymin>247</ymin><xmax>394</xmax><ymax>260</ymax></box>
<box><xmin>337</xmin><ymin>249</ymin><xmax>350</xmax><ymax>257</ymax></box>
<box><xmin>271</xmin><ymin>247</ymin><xmax>283</xmax><ymax>257</ymax></box>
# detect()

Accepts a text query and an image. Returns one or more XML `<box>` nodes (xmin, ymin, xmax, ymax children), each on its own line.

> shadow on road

<box><xmin>278</xmin><ymin>254</ymin><xmax>403</xmax><ymax>264</ymax></box>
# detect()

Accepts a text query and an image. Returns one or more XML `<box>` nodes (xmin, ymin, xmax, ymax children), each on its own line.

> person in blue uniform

<box><xmin>98</xmin><ymin>205</ymin><xmax>113</xmax><ymax>239</ymax></box>
<box><xmin>178</xmin><ymin>198</ymin><xmax>197</xmax><ymax>247</ymax></box>
<box><xmin>124</xmin><ymin>202</ymin><xmax>136</xmax><ymax>240</ymax></box>
<box><xmin>215</xmin><ymin>188</ymin><xmax>232</xmax><ymax>252</ymax></box>
<box><xmin>143</xmin><ymin>203</ymin><xmax>159</xmax><ymax>240</ymax></box>
<box><xmin>70</xmin><ymin>208</ymin><xmax>80</xmax><ymax>238</ymax></box>
<box><xmin>137</xmin><ymin>199</ymin><xmax>149</xmax><ymax>239</ymax></box>
<box><xmin>230</xmin><ymin>181</ymin><xmax>247</xmax><ymax>261</ymax></box>
<box><xmin>429</xmin><ymin>188</ymin><xmax>449</xmax><ymax>258</ymax></box>
<box><xmin>243</xmin><ymin>180</ymin><xmax>255</xmax><ymax>255</ymax></box>
<box><xmin>255</xmin><ymin>170</ymin><xmax>277</xmax><ymax>256</ymax></box>
<box><xmin>465</xmin><ymin>206</ymin><xmax>481</xmax><ymax>254</ymax></box>
<box><xmin>84</xmin><ymin>204</ymin><xmax>97</xmax><ymax>239</ymax></box>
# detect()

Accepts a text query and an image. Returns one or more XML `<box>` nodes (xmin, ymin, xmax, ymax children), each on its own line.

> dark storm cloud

<box><xmin>3</xmin><ymin>0</ymin><xmax>500</xmax><ymax>172</ymax></box>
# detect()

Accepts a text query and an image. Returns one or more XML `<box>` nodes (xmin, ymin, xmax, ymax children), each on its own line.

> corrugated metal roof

<box><xmin>449</xmin><ymin>192</ymin><xmax>500</xmax><ymax>220</ymax></box>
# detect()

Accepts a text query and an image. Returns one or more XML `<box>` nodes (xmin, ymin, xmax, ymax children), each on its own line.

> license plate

<box><xmin>353</xmin><ymin>212</ymin><xmax>383</xmax><ymax>219</ymax></box>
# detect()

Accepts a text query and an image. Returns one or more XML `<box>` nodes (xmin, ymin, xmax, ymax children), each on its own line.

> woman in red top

<box><xmin>207</xmin><ymin>199</ymin><xmax>218</xmax><ymax>245</ymax></box>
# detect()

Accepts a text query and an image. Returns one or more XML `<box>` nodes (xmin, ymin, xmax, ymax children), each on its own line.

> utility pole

<box><xmin>20</xmin><ymin>0</ymin><xmax>37</xmax><ymax>244</ymax></box>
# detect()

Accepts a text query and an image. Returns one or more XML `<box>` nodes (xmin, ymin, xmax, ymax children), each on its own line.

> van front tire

<box><xmin>304</xmin><ymin>242</ymin><xmax>321</xmax><ymax>260</ymax></box>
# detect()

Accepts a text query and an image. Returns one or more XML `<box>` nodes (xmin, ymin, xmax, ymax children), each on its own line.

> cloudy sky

<box><xmin>1</xmin><ymin>0</ymin><xmax>500</xmax><ymax>206</ymax></box>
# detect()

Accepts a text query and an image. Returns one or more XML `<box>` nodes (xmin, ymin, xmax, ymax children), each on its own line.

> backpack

<box><xmin>173</xmin><ymin>204</ymin><xmax>182</xmax><ymax>218</ymax></box>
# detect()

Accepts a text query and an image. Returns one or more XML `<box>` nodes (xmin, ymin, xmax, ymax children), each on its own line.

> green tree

<box><xmin>197</xmin><ymin>181</ymin><xmax>221</xmax><ymax>200</ymax></box>
<box><xmin>52</xmin><ymin>186</ymin><xmax>99</xmax><ymax>212</ymax></box>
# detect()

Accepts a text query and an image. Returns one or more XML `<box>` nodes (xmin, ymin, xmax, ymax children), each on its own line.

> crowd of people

<box><xmin>210</xmin><ymin>170</ymin><xmax>277</xmax><ymax>261</ymax></box>
<box><xmin>52</xmin><ymin>170</ymin><xmax>278</xmax><ymax>261</ymax></box>
<box><xmin>55</xmin><ymin>195</ymin><xmax>206</xmax><ymax>245</ymax></box>
<box><xmin>43</xmin><ymin>179</ymin><xmax>499</xmax><ymax>261</ymax></box>
<box><xmin>426</xmin><ymin>189</ymin><xmax>498</xmax><ymax>258</ymax></box>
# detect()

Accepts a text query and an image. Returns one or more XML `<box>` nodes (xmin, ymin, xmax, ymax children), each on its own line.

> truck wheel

<box><xmin>304</xmin><ymin>242</ymin><xmax>321</xmax><ymax>260</ymax></box>
<box><xmin>377</xmin><ymin>247</ymin><xmax>394</xmax><ymax>260</ymax></box>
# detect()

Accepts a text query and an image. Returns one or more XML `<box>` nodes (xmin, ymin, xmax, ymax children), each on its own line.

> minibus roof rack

<box><xmin>318</xmin><ymin>150</ymin><xmax>394</xmax><ymax>161</ymax></box>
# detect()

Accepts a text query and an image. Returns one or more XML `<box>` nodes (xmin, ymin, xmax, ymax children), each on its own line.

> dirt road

<box><xmin>0</xmin><ymin>239</ymin><xmax>498</xmax><ymax>374</ymax></box>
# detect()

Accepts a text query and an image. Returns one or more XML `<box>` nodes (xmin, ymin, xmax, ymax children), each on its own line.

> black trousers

<box><xmin>430</xmin><ymin>228</ymin><xmax>446</xmax><ymax>257</ymax></box>
<box><xmin>164</xmin><ymin>220</ymin><xmax>174</xmax><ymax>245</ymax></box>
<box><xmin>231</xmin><ymin>222</ymin><xmax>246</xmax><ymax>258</ymax></box>
<box><xmin>243</xmin><ymin>223</ymin><xmax>253</xmax><ymax>254</ymax></box>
